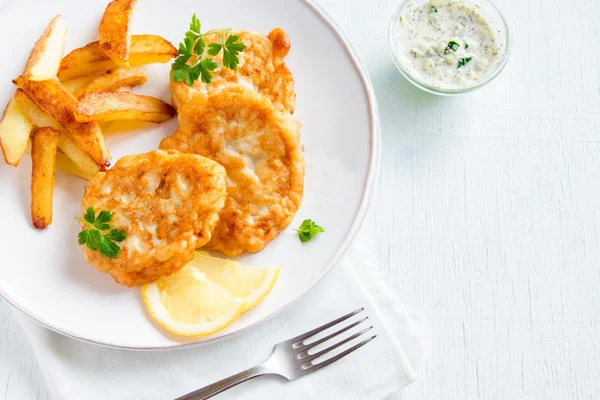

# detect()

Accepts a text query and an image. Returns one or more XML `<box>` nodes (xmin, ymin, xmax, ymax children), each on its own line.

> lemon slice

<box><xmin>187</xmin><ymin>252</ymin><xmax>280</xmax><ymax>312</ymax></box>
<box><xmin>142</xmin><ymin>252</ymin><xmax>279</xmax><ymax>336</ymax></box>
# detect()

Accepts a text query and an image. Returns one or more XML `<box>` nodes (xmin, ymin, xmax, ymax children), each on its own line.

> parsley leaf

<box><xmin>198</xmin><ymin>57</ymin><xmax>218</xmax><ymax>84</ymax></box>
<box><xmin>222</xmin><ymin>35</ymin><xmax>246</xmax><ymax>70</ymax></box>
<box><xmin>95</xmin><ymin>210</ymin><xmax>112</xmax><ymax>230</ymax></box>
<box><xmin>105</xmin><ymin>228</ymin><xmax>127</xmax><ymax>242</ymax></box>
<box><xmin>457</xmin><ymin>57</ymin><xmax>473</xmax><ymax>69</ymax></box>
<box><xmin>465</xmin><ymin>43</ymin><xmax>469</xmax><ymax>49</ymax></box>
<box><xmin>75</xmin><ymin>207</ymin><xmax>126</xmax><ymax>259</ymax></box>
<box><xmin>171</xmin><ymin>15</ymin><xmax>246</xmax><ymax>86</ymax></box>
<box><xmin>431</xmin><ymin>5</ymin><xmax>438</xmax><ymax>12</ymax></box>
<box><xmin>207</xmin><ymin>42</ymin><xmax>222</xmax><ymax>56</ymax></box>
<box><xmin>189</xmin><ymin>13</ymin><xmax>201</xmax><ymax>34</ymax></box>
<box><xmin>207</xmin><ymin>34</ymin><xmax>246</xmax><ymax>70</ymax></box>
<box><xmin>84</xmin><ymin>207</ymin><xmax>96</xmax><ymax>225</ymax></box>
<box><xmin>294</xmin><ymin>219</ymin><xmax>324</xmax><ymax>243</ymax></box>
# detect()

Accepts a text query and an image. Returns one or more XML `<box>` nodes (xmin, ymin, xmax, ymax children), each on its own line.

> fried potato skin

<box><xmin>99</xmin><ymin>0</ymin><xmax>138</xmax><ymax>67</ymax></box>
<box><xmin>81</xmin><ymin>150</ymin><xmax>227</xmax><ymax>286</ymax></box>
<box><xmin>31</xmin><ymin>127</ymin><xmax>61</xmax><ymax>230</ymax></box>
<box><xmin>23</xmin><ymin>15</ymin><xmax>67</xmax><ymax>81</ymax></box>
<box><xmin>78</xmin><ymin>66</ymin><xmax>147</xmax><ymax>98</ymax></box>
<box><xmin>59</xmin><ymin>35</ymin><xmax>177</xmax><ymax>81</ymax></box>
<box><xmin>170</xmin><ymin>28</ymin><xmax>296</xmax><ymax>113</ymax></box>
<box><xmin>13</xmin><ymin>76</ymin><xmax>111</xmax><ymax>169</ymax></box>
<box><xmin>75</xmin><ymin>92</ymin><xmax>175</xmax><ymax>123</ymax></box>
<box><xmin>160</xmin><ymin>87</ymin><xmax>304</xmax><ymax>256</ymax></box>
<box><xmin>0</xmin><ymin>93</ymin><xmax>33</xmax><ymax>166</ymax></box>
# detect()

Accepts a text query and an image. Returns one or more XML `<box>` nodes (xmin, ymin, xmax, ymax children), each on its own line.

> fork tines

<box><xmin>290</xmin><ymin>308</ymin><xmax>376</xmax><ymax>371</ymax></box>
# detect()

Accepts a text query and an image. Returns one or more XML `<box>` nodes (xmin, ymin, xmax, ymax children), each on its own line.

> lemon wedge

<box><xmin>142</xmin><ymin>252</ymin><xmax>279</xmax><ymax>336</ymax></box>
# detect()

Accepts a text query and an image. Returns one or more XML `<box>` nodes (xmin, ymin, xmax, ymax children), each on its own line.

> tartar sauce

<box><xmin>393</xmin><ymin>0</ymin><xmax>501</xmax><ymax>89</ymax></box>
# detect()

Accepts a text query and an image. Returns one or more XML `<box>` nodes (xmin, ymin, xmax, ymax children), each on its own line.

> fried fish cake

<box><xmin>160</xmin><ymin>87</ymin><xmax>304</xmax><ymax>256</ymax></box>
<box><xmin>170</xmin><ymin>28</ymin><xmax>295</xmax><ymax>114</ymax></box>
<box><xmin>81</xmin><ymin>149</ymin><xmax>227</xmax><ymax>286</ymax></box>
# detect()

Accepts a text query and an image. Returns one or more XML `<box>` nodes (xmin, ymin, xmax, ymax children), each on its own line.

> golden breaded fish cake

<box><xmin>81</xmin><ymin>149</ymin><xmax>227</xmax><ymax>286</ymax></box>
<box><xmin>160</xmin><ymin>87</ymin><xmax>304</xmax><ymax>256</ymax></box>
<box><xmin>170</xmin><ymin>28</ymin><xmax>295</xmax><ymax>114</ymax></box>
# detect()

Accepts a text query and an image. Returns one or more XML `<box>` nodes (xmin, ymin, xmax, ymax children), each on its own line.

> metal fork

<box><xmin>176</xmin><ymin>308</ymin><xmax>376</xmax><ymax>400</ymax></box>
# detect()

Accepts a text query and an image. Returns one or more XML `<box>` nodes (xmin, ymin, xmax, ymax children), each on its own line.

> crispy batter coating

<box><xmin>160</xmin><ymin>87</ymin><xmax>304</xmax><ymax>256</ymax></box>
<box><xmin>81</xmin><ymin>149</ymin><xmax>227</xmax><ymax>286</ymax></box>
<box><xmin>170</xmin><ymin>28</ymin><xmax>296</xmax><ymax>114</ymax></box>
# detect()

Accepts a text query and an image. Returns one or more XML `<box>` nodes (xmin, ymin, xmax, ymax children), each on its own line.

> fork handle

<box><xmin>175</xmin><ymin>364</ymin><xmax>271</xmax><ymax>400</ymax></box>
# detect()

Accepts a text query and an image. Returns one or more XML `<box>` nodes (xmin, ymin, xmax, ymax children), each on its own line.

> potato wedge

<box><xmin>13</xmin><ymin>88</ymin><xmax>62</xmax><ymax>130</ymax></box>
<box><xmin>13</xmin><ymin>76</ymin><xmax>111</xmax><ymax>169</ymax></box>
<box><xmin>25</xmin><ymin>141</ymin><xmax>96</xmax><ymax>181</ymax></box>
<box><xmin>58</xmin><ymin>42</ymin><xmax>115</xmax><ymax>82</ymax></box>
<box><xmin>23</xmin><ymin>15</ymin><xmax>67</xmax><ymax>81</ymax></box>
<box><xmin>78</xmin><ymin>66</ymin><xmax>147</xmax><ymax>97</ymax></box>
<box><xmin>14</xmin><ymin>89</ymin><xmax>100</xmax><ymax>178</ymax></box>
<box><xmin>0</xmin><ymin>93</ymin><xmax>34</xmax><ymax>166</ymax></box>
<box><xmin>57</xmin><ymin>135</ymin><xmax>100</xmax><ymax>178</ymax></box>
<box><xmin>62</xmin><ymin>72</ymin><xmax>105</xmax><ymax>96</ymax></box>
<box><xmin>30</xmin><ymin>127</ymin><xmax>60</xmax><ymax>230</ymax></box>
<box><xmin>127</xmin><ymin>35</ymin><xmax>178</xmax><ymax>65</ymax></box>
<box><xmin>55</xmin><ymin>149</ymin><xmax>96</xmax><ymax>180</ymax></box>
<box><xmin>58</xmin><ymin>35</ymin><xmax>177</xmax><ymax>81</ymax></box>
<box><xmin>99</xmin><ymin>0</ymin><xmax>137</xmax><ymax>67</ymax></box>
<box><xmin>75</xmin><ymin>92</ymin><xmax>175</xmax><ymax>123</ymax></box>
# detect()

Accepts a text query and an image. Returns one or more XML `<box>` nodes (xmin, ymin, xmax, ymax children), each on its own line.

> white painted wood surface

<box><xmin>2</xmin><ymin>0</ymin><xmax>600</xmax><ymax>398</ymax></box>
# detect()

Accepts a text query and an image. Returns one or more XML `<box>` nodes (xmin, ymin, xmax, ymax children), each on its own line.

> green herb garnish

<box><xmin>448</xmin><ymin>41</ymin><xmax>460</xmax><ymax>51</ymax></box>
<box><xmin>465</xmin><ymin>43</ymin><xmax>469</xmax><ymax>49</ymax></box>
<box><xmin>294</xmin><ymin>219</ymin><xmax>324</xmax><ymax>243</ymax></box>
<box><xmin>399</xmin><ymin>16</ymin><xmax>404</xmax><ymax>23</ymax></box>
<box><xmin>171</xmin><ymin>14</ymin><xmax>246</xmax><ymax>86</ymax></box>
<box><xmin>75</xmin><ymin>207</ymin><xmax>126</xmax><ymax>259</ymax></box>
<box><xmin>207</xmin><ymin>33</ymin><xmax>246</xmax><ymax>70</ymax></box>
<box><xmin>457</xmin><ymin>57</ymin><xmax>473</xmax><ymax>69</ymax></box>
<box><xmin>431</xmin><ymin>5</ymin><xmax>438</xmax><ymax>12</ymax></box>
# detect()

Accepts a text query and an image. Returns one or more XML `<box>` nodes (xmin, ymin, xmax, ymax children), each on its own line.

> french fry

<box><xmin>0</xmin><ymin>93</ymin><xmax>34</xmax><ymax>166</ymax></box>
<box><xmin>30</xmin><ymin>127</ymin><xmax>61</xmax><ymax>230</ymax></box>
<box><xmin>58</xmin><ymin>35</ymin><xmax>177</xmax><ymax>81</ymax></box>
<box><xmin>78</xmin><ymin>66</ymin><xmax>147</xmax><ymax>97</ymax></box>
<box><xmin>14</xmin><ymin>89</ymin><xmax>100</xmax><ymax>178</ymax></box>
<box><xmin>75</xmin><ymin>92</ymin><xmax>175</xmax><ymax>123</ymax></box>
<box><xmin>13</xmin><ymin>76</ymin><xmax>111</xmax><ymax>169</ymax></box>
<box><xmin>23</xmin><ymin>15</ymin><xmax>67</xmax><ymax>81</ymax></box>
<box><xmin>99</xmin><ymin>0</ymin><xmax>138</xmax><ymax>67</ymax></box>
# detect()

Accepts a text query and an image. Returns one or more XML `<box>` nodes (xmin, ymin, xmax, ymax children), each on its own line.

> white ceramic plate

<box><xmin>0</xmin><ymin>0</ymin><xmax>379</xmax><ymax>349</ymax></box>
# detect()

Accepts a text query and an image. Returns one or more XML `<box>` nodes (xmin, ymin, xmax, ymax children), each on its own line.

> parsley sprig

<box><xmin>75</xmin><ymin>207</ymin><xmax>126</xmax><ymax>259</ymax></box>
<box><xmin>171</xmin><ymin>14</ymin><xmax>246</xmax><ymax>86</ymax></box>
<box><xmin>294</xmin><ymin>219</ymin><xmax>324</xmax><ymax>243</ymax></box>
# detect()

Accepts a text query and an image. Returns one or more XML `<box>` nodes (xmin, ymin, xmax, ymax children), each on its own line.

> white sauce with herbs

<box><xmin>394</xmin><ymin>0</ymin><xmax>501</xmax><ymax>89</ymax></box>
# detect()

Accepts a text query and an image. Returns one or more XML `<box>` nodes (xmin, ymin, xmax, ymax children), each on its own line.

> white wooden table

<box><xmin>2</xmin><ymin>0</ymin><xmax>600</xmax><ymax>398</ymax></box>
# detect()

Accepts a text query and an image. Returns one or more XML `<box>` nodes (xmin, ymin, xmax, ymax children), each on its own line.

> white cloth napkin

<box><xmin>12</xmin><ymin>247</ymin><xmax>424</xmax><ymax>399</ymax></box>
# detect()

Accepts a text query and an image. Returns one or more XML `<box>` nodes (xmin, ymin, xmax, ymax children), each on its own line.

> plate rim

<box><xmin>0</xmin><ymin>0</ymin><xmax>382</xmax><ymax>350</ymax></box>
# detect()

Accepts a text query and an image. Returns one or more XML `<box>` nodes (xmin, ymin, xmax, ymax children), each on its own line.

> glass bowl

<box><xmin>388</xmin><ymin>0</ymin><xmax>511</xmax><ymax>95</ymax></box>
